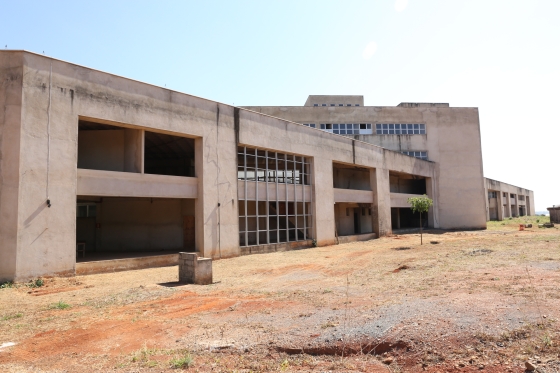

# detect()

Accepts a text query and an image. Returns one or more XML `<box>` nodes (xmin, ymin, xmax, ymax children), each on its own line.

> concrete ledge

<box><xmin>76</xmin><ymin>253</ymin><xmax>179</xmax><ymax>275</ymax></box>
<box><xmin>337</xmin><ymin>233</ymin><xmax>376</xmax><ymax>244</ymax></box>
<box><xmin>240</xmin><ymin>240</ymin><xmax>313</xmax><ymax>256</ymax></box>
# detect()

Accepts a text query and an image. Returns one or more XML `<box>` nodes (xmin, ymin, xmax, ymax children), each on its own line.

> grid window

<box><xmin>376</xmin><ymin>123</ymin><xmax>427</xmax><ymax>135</ymax></box>
<box><xmin>401</xmin><ymin>151</ymin><xmax>428</xmax><ymax>160</ymax></box>
<box><xmin>313</xmin><ymin>104</ymin><xmax>318</xmax><ymax>107</ymax></box>
<box><xmin>238</xmin><ymin>146</ymin><xmax>313</xmax><ymax>247</ymax></box>
<box><xmin>319</xmin><ymin>123</ymin><xmax>372</xmax><ymax>135</ymax></box>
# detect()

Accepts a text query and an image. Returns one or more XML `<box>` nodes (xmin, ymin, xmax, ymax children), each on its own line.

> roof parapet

<box><xmin>397</xmin><ymin>102</ymin><xmax>449</xmax><ymax>108</ymax></box>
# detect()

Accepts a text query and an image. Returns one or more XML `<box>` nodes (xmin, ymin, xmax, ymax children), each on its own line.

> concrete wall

<box><xmin>96</xmin><ymin>197</ymin><xmax>188</xmax><ymax>251</ymax></box>
<box><xmin>333</xmin><ymin>166</ymin><xmax>370</xmax><ymax>190</ymax></box>
<box><xmin>0</xmin><ymin>52</ymin><xmax>23</xmax><ymax>281</ymax></box>
<box><xmin>0</xmin><ymin>51</ymin><xmax>438</xmax><ymax>281</ymax></box>
<box><xmin>78</xmin><ymin>130</ymin><xmax>125</xmax><ymax>171</ymax></box>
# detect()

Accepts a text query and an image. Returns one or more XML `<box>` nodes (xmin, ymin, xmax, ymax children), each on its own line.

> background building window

<box><xmin>401</xmin><ymin>151</ymin><xmax>428</xmax><ymax>160</ymax></box>
<box><xmin>376</xmin><ymin>123</ymin><xmax>426</xmax><ymax>135</ymax></box>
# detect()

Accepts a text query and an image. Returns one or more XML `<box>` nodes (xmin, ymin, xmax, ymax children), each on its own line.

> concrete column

<box><xmin>506</xmin><ymin>194</ymin><xmax>512</xmax><ymax>218</ymax></box>
<box><xmin>311</xmin><ymin>157</ymin><xmax>336</xmax><ymax>246</ymax></box>
<box><xmin>194</xmin><ymin>137</ymin><xmax>207</xmax><ymax>256</ymax></box>
<box><xmin>425</xmin><ymin>177</ymin><xmax>438</xmax><ymax>228</ymax></box>
<box><xmin>496</xmin><ymin>190</ymin><xmax>504</xmax><ymax>221</ymax></box>
<box><xmin>370</xmin><ymin>168</ymin><xmax>392</xmax><ymax>237</ymax></box>
<box><xmin>513</xmin><ymin>194</ymin><xmax>519</xmax><ymax>217</ymax></box>
<box><xmin>123</xmin><ymin>128</ymin><xmax>143</xmax><ymax>173</ymax></box>
<box><xmin>195</xmin><ymin>105</ymin><xmax>239</xmax><ymax>259</ymax></box>
<box><xmin>0</xmin><ymin>54</ymin><xmax>23</xmax><ymax>282</ymax></box>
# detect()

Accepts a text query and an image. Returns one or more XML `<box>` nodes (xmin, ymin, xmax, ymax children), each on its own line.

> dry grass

<box><xmin>1</xmin><ymin>224</ymin><xmax>560</xmax><ymax>372</ymax></box>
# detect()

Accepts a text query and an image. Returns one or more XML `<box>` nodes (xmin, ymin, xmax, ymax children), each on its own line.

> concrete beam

<box><xmin>333</xmin><ymin>188</ymin><xmax>374</xmax><ymax>203</ymax></box>
<box><xmin>77</xmin><ymin>169</ymin><xmax>197</xmax><ymax>198</ymax></box>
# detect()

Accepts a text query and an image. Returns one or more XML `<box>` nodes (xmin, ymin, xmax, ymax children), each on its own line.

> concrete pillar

<box><xmin>426</xmin><ymin>177</ymin><xmax>438</xmax><ymax>228</ymax></box>
<box><xmin>178</xmin><ymin>252</ymin><xmax>212</xmax><ymax>285</ymax></box>
<box><xmin>123</xmin><ymin>129</ymin><xmax>143</xmax><ymax>173</ymax></box>
<box><xmin>311</xmin><ymin>157</ymin><xmax>336</xmax><ymax>246</ymax></box>
<box><xmin>506</xmin><ymin>194</ymin><xmax>512</xmax><ymax>218</ymax></box>
<box><xmin>496</xmin><ymin>190</ymin><xmax>504</xmax><ymax>221</ymax></box>
<box><xmin>370</xmin><ymin>168</ymin><xmax>392</xmax><ymax>237</ymax></box>
<box><xmin>0</xmin><ymin>54</ymin><xmax>23</xmax><ymax>282</ymax></box>
<box><xmin>195</xmin><ymin>105</ymin><xmax>239</xmax><ymax>259</ymax></box>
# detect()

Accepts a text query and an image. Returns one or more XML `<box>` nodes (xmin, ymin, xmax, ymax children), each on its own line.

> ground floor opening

<box><xmin>391</xmin><ymin>207</ymin><xmax>428</xmax><ymax>230</ymax></box>
<box><xmin>76</xmin><ymin>196</ymin><xmax>195</xmax><ymax>262</ymax></box>
<box><xmin>334</xmin><ymin>203</ymin><xmax>373</xmax><ymax>237</ymax></box>
<box><xmin>238</xmin><ymin>200</ymin><xmax>312</xmax><ymax>247</ymax></box>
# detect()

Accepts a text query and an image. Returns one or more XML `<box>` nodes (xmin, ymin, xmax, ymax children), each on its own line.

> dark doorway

<box><xmin>353</xmin><ymin>211</ymin><xmax>360</xmax><ymax>234</ymax></box>
<box><xmin>183</xmin><ymin>215</ymin><xmax>195</xmax><ymax>251</ymax></box>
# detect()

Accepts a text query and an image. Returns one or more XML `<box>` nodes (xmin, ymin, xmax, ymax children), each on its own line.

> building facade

<box><xmin>484</xmin><ymin>178</ymin><xmax>535</xmax><ymax>220</ymax></box>
<box><xmin>0</xmin><ymin>52</ymin><xmax>533</xmax><ymax>282</ymax></box>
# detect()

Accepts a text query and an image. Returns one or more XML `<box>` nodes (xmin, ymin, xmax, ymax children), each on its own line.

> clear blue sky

<box><xmin>2</xmin><ymin>0</ymin><xmax>559</xmax><ymax>211</ymax></box>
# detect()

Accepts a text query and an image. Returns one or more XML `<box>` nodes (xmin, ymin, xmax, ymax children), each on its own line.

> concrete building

<box><xmin>0</xmin><ymin>52</ymin><xmax>534</xmax><ymax>282</ymax></box>
<box><xmin>484</xmin><ymin>178</ymin><xmax>535</xmax><ymax>220</ymax></box>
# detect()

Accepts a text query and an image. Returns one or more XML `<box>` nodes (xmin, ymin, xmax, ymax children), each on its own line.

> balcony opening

<box><xmin>77</xmin><ymin>119</ymin><xmax>142</xmax><ymax>173</ymax></box>
<box><xmin>389</xmin><ymin>171</ymin><xmax>426</xmax><ymax>194</ymax></box>
<box><xmin>333</xmin><ymin>163</ymin><xmax>371</xmax><ymax>190</ymax></box>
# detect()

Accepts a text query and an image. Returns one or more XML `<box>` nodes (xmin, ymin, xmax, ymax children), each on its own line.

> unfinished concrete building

<box><xmin>0</xmin><ymin>52</ymin><xmax>534</xmax><ymax>281</ymax></box>
<box><xmin>484</xmin><ymin>178</ymin><xmax>534</xmax><ymax>220</ymax></box>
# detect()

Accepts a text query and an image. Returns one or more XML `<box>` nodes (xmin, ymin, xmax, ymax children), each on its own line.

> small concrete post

<box><xmin>178</xmin><ymin>252</ymin><xmax>213</xmax><ymax>285</ymax></box>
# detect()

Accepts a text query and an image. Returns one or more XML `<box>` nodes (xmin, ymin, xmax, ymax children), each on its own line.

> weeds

<box><xmin>26</xmin><ymin>278</ymin><xmax>44</xmax><ymax>288</ymax></box>
<box><xmin>49</xmin><ymin>301</ymin><xmax>71</xmax><ymax>310</ymax></box>
<box><xmin>0</xmin><ymin>281</ymin><xmax>15</xmax><ymax>289</ymax></box>
<box><xmin>169</xmin><ymin>353</ymin><xmax>193</xmax><ymax>369</ymax></box>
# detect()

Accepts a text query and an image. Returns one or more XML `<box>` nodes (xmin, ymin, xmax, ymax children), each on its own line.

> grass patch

<box><xmin>0</xmin><ymin>281</ymin><xmax>15</xmax><ymax>289</ymax></box>
<box><xmin>2</xmin><ymin>313</ymin><xmax>23</xmax><ymax>321</ymax></box>
<box><xmin>49</xmin><ymin>301</ymin><xmax>71</xmax><ymax>310</ymax></box>
<box><xmin>169</xmin><ymin>353</ymin><xmax>194</xmax><ymax>369</ymax></box>
<box><xmin>26</xmin><ymin>278</ymin><xmax>44</xmax><ymax>288</ymax></box>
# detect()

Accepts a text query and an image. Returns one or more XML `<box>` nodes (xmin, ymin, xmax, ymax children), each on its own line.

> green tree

<box><xmin>407</xmin><ymin>195</ymin><xmax>433</xmax><ymax>245</ymax></box>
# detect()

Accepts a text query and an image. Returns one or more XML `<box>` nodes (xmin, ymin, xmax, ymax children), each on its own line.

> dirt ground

<box><xmin>1</xmin><ymin>216</ymin><xmax>560</xmax><ymax>372</ymax></box>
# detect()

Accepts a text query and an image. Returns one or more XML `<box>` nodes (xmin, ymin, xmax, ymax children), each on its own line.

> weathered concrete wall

<box><xmin>78</xmin><ymin>130</ymin><xmax>125</xmax><ymax>171</ymax></box>
<box><xmin>3</xmin><ymin>51</ymin><xmax>240</xmax><ymax>279</ymax></box>
<box><xmin>333</xmin><ymin>166</ymin><xmax>370</xmax><ymax>190</ymax></box>
<box><xmin>96</xmin><ymin>197</ymin><xmax>185</xmax><ymax>251</ymax></box>
<box><xmin>0</xmin><ymin>52</ymin><xmax>23</xmax><ymax>282</ymax></box>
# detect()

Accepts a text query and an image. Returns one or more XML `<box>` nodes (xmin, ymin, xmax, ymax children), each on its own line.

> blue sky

<box><xmin>2</xmin><ymin>0</ymin><xmax>559</xmax><ymax>211</ymax></box>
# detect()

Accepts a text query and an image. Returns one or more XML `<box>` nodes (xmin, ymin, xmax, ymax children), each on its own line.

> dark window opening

<box><xmin>144</xmin><ymin>132</ymin><xmax>195</xmax><ymax>177</ymax></box>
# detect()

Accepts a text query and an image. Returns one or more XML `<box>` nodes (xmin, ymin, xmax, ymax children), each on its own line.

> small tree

<box><xmin>407</xmin><ymin>195</ymin><xmax>433</xmax><ymax>245</ymax></box>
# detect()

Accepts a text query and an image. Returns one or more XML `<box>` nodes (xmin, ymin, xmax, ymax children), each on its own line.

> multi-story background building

<box><xmin>0</xmin><ymin>52</ymin><xmax>534</xmax><ymax>282</ymax></box>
